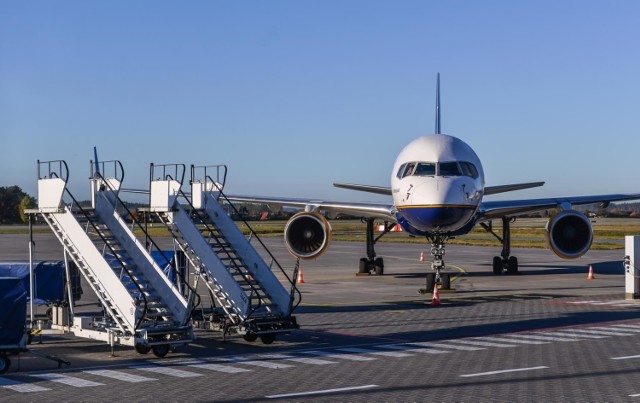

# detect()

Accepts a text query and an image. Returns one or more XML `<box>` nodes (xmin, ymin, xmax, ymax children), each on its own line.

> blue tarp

<box><xmin>0</xmin><ymin>277</ymin><xmax>27</xmax><ymax>346</ymax></box>
<box><xmin>151</xmin><ymin>251</ymin><xmax>176</xmax><ymax>283</ymax></box>
<box><xmin>106</xmin><ymin>251</ymin><xmax>177</xmax><ymax>283</ymax></box>
<box><xmin>0</xmin><ymin>262</ymin><xmax>67</xmax><ymax>305</ymax></box>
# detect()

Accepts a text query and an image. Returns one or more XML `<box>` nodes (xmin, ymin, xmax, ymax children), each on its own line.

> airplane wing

<box><xmin>479</xmin><ymin>193</ymin><xmax>640</xmax><ymax>221</ymax></box>
<box><xmin>225</xmin><ymin>194</ymin><xmax>396</xmax><ymax>221</ymax></box>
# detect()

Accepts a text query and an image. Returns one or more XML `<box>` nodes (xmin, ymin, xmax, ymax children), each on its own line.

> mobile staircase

<box><xmin>146</xmin><ymin>164</ymin><xmax>301</xmax><ymax>344</ymax></box>
<box><xmin>33</xmin><ymin>160</ymin><xmax>197</xmax><ymax>357</ymax></box>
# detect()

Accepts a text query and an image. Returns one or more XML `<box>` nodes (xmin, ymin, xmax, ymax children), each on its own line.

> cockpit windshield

<box><xmin>397</xmin><ymin>161</ymin><xmax>479</xmax><ymax>179</ymax></box>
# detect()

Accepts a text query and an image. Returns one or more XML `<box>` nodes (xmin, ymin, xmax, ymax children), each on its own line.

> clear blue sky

<box><xmin>2</xmin><ymin>1</ymin><xmax>639</xmax><ymax>203</ymax></box>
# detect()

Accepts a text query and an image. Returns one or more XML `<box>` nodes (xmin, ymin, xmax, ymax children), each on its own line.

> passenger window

<box><xmin>439</xmin><ymin>162</ymin><xmax>461</xmax><ymax>177</ymax></box>
<box><xmin>414</xmin><ymin>162</ymin><xmax>436</xmax><ymax>176</ymax></box>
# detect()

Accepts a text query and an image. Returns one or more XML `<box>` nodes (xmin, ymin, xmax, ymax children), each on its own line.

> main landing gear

<box><xmin>357</xmin><ymin>218</ymin><xmax>389</xmax><ymax>276</ymax></box>
<box><xmin>481</xmin><ymin>216</ymin><xmax>519</xmax><ymax>275</ymax></box>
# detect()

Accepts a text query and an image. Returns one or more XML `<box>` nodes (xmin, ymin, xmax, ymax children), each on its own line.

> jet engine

<box><xmin>284</xmin><ymin>212</ymin><xmax>332</xmax><ymax>260</ymax></box>
<box><xmin>545</xmin><ymin>210</ymin><xmax>593</xmax><ymax>259</ymax></box>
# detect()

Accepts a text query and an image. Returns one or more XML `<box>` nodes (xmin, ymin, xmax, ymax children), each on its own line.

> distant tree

<box><xmin>0</xmin><ymin>186</ymin><xmax>34</xmax><ymax>224</ymax></box>
<box><xmin>19</xmin><ymin>195</ymin><xmax>36</xmax><ymax>223</ymax></box>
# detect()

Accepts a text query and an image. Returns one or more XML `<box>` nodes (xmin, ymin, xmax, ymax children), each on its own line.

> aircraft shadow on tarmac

<box><xmin>374</xmin><ymin>308</ymin><xmax>640</xmax><ymax>343</ymax></box>
<box><xmin>297</xmin><ymin>306</ymin><xmax>640</xmax><ymax>344</ymax></box>
<box><xmin>460</xmin><ymin>260</ymin><xmax>624</xmax><ymax>277</ymax></box>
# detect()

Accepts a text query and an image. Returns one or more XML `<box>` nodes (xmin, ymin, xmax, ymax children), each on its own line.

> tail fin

<box><xmin>435</xmin><ymin>73</ymin><xmax>441</xmax><ymax>134</ymax></box>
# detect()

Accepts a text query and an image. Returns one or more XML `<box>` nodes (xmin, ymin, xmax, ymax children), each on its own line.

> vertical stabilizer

<box><xmin>435</xmin><ymin>73</ymin><xmax>441</xmax><ymax>134</ymax></box>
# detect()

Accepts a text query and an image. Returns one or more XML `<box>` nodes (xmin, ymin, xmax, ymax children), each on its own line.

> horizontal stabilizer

<box><xmin>484</xmin><ymin>181</ymin><xmax>545</xmax><ymax>196</ymax></box>
<box><xmin>333</xmin><ymin>183</ymin><xmax>392</xmax><ymax>196</ymax></box>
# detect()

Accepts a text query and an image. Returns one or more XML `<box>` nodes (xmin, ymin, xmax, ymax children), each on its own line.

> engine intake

<box><xmin>545</xmin><ymin>210</ymin><xmax>593</xmax><ymax>259</ymax></box>
<box><xmin>284</xmin><ymin>212</ymin><xmax>332</xmax><ymax>260</ymax></box>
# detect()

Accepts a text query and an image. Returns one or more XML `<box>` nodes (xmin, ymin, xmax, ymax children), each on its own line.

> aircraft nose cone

<box><xmin>401</xmin><ymin>179</ymin><xmax>477</xmax><ymax>232</ymax></box>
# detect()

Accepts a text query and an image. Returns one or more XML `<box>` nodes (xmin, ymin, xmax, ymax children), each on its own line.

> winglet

<box><xmin>435</xmin><ymin>73</ymin><xmax>441</xmax><ymax>134</ymax></box>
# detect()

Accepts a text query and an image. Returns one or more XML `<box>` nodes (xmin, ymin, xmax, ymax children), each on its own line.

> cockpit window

<box><xmin>414</xmin><ymin>162</ymin><xmax>436</xmax><ymax>176</ymax></box>
<box><xmin>460</xmin><ymin>161</ymin><xmax>479</xmax><ymax>179</ymax></box>
<box><xmin>403</xmin><ymin>162</ymin><xmax>416</xmax><ymax>178</ymax></box>
<box><xmin>439</xmin><ymin>162</ymin><xmax>461</xmax><ymax>176</ymax></box>
<box><xmin>398</xmin><ymin>160</ymin><xmax>479</xmax><ymax>179</ymax></box>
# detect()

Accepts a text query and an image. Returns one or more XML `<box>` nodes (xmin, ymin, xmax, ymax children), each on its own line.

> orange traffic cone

<box><xmin>431</xmin><ymin>284</ymin><xmax>441</xmax><ymax>307</ymax></box>
<box><xmin>297</xmin><ymin>267</ymin><xmax>305</xmax><ymax>284</ymax></box>
<box><xmin>587</xmin><ymin>266</ymin><xmax>595</xmax><ymax>280</ymax></box>
<box><xmin>419</xmin><ymin>252</ymin><xmax>425</xmax><ymax>262</ymax></box>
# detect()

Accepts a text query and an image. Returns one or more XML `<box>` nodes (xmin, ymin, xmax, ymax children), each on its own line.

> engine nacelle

<box><xmin>284</xmin><ymin>212</ymin><xmax>332</xmax><ymax>260</ymax></box>
<box><xmin>545</xmin><ymin>210</ymin><xmax>593</xmax><ymax>259</ymax></box>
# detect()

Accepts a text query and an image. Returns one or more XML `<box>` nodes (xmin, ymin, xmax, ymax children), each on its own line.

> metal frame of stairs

<box><xmin>30</xmin><ymin>159</ymin><xmax>197</xmax><ymax>357</ymax></box>
<box><xmin>144</xmin><ymin>164</ymin><xmax>301</xmax><ymax>344</ymax></box>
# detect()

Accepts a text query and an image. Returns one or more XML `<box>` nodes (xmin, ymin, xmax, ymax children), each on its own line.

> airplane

<box><xmin>225</xmin><ymin>74</ymin><xmax>640</xmax><ymax>285</ymax></box>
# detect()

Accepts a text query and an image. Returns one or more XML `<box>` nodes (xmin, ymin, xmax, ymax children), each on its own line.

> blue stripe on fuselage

<box><xmin>396</xmin><ymin>205</ymin><xmax>476</xmax><ymax>233</ymax></box>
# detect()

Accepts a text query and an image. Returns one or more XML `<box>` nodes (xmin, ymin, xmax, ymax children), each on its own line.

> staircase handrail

<box><xmin>208</xmin><ymin>178</ymin><xmax>302</xmax><ymax>316</ymax></box>
<box><xmin>191</xmin><ymin>165</ymin><xmax>227</xmax><ymax>193</ymax></box>
<box><xmin>176</xmin><ymin>187</ymin><xmax>266</xmax><ymax>319</ymax></box>
<box><xmin>37</xmin><ymin>159</ymin><xmax>149</xmax><ymax>331</ymax></box>
<box><xmin>97</xmin><ymin>168</ymin><xmax>201</xmax><ymax>325</ymax></box>
<box><xmin>63</xmin><ymin>187</ymin><xmax>149</xmax><ymax>331</ymax></box>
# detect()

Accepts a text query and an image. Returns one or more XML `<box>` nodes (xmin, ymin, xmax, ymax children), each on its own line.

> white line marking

<box><xmin>31</xmin><ymin>373</ymin><xmax>104</xmax><ymax>387</ymax></box>
<box><xmin>409</xmin><ymin>342</ymin><xmax>483</xmax><ymax>351</ymax></box>
<box><xmin>630</xmin><ymin>393</ymin><xmax>640</xmax><ymax>397</ymax></box>
<box><xmin>507</xmin><ymin>334</ymin><xmax>573</xmax><ymax>342</ymax></box>
<box><xmin>607</xmin><ymin>326</ymin><xmax>640</xmax><ymax>333</ymax></box>
<box><xmin>378</xmin><ymin>344</ymin><xmax>449</xmax><ymax>354</ymax></box>
<box><xmin>461</xmin><ymin>366</ymin><xmax>548</xmax><ymax>378</ymax></box>
<box><xmin>474</xmin><ymin>336</ymin><xmax>548</xmax><ymax>345</ymax></box>
<box><xmin>261</xmin><ymin>354</ymin><xmax>337</xmax><ymax>365</ymax></box>
<box><xmin>83</xmin><ymin>369</ymin><xmax>156</xmax><ymax>383</ymax></box>
<box><xmin>448</xmin><ymin>339</ymin><xmax>518</xmax><ymax>348</ymax></box>
<box><xmin>303</xmin><ymin>350</ymin><xmax>377</xmax><ymax>361</ymax></box>
<box><xmin>265</xmin><ymin>384</ymin><xmax>379</xmax><ymax>399</ymax></box>
<box><xmin>612</xmin><ymin>324</ymin><xmax>640</xmax><ymax>329</ymax></box>
<box><xmin>337</xmin><ymin>347</ymin><xmax>413</xmax><ymax>357</ymax></box>
<box><xmin>0</xmin><ymin>377</ymin><xmax>50</xmax><ymax>393</ymax></box>
<box><xmin>134</xmin><ymin>365</ymin><xmax>203</xmax><ymax>378</ymax></box>
<box><xmin>540</xmin><ymin>331</ymin><xmax>607</xmax><ymax>339</ymax></box>
<box><xmin>611</xmin><ymin>355</ymin><xmax>640</xmax><ymax>360</ymax></box>
<box><xmin>221</xmin><ymin>357</ymin><xmax>295</xmax><ymax>369</ymax></box>
<box><xmin>188</xmin><ymin>362</ymin><xmax>252</xmax><ymax>373</ymax></box>
<box><xmin>568</xmin><ymin>328</ymin><xmax>637</xmax><ymax>336</ymax></box>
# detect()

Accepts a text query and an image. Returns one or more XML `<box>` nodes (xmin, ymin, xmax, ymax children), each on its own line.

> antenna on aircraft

<box><xmin>435</xmin><ymin>73</ymin><xmax>441</xmax><ymax>134</ymax></box>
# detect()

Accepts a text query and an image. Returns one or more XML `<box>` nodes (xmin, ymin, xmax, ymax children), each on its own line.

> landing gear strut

<box><xmin>419</xmin><ymin>233</ymin><xmax>452</xmax><ymax>293</ymax></box>
<box><xmin>481</xmin><ymin>217</ymin><xmax>519</xmax><ymax>275</ymax></box>
<box><xmin>357</xmin><ymin>218</ymin><xmax>388</xmax><ymax>275</ymax></box>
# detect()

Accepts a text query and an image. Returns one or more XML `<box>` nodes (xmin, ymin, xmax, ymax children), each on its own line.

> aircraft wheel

<box><xmin>374</xmin><ymin>258</ymin><xmax>384</xmax><ymax>275</ymax></box>
<box><xmin>0</xmin><ymin>356</ymin><xmax>10</xmax><ymax>375</ymax></box>
<box><xmin>242</xmin><ymin>333</ymin><xmax>258</xmax><ymax>342</ymax></box>
<box><xmin>507</xmin><ymin>256</ymin><xmax>519</xmax><ymax>274</ymax></box>
<box><xmin>492</xmin><ymin>256</ymin><xmax>503</xmax><ymax>275</ymax></box>
<box><xmin>358</xmin><ymin>258</ymin><xmax>370</xmax><ymax>274</ymax></box>
<box><xmin>135</xmin><ymin>343</ymin><xmax>151</xmax><ymax>354</ymax></box>
<box><xmin>151</xmin><ymin>344</ymin><xmax>170</xmax><ymax>358</ymax></box>
<box><xmin>260</xmin><ymin>334</ymin><xmax>276</xmax><ymax>345</ymax></box>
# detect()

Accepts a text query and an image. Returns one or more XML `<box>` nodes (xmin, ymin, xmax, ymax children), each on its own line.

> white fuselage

<box><xmin>390</xmin><ymin>134</ymin><xmax>485</xmax><ymax>235</ymax></box>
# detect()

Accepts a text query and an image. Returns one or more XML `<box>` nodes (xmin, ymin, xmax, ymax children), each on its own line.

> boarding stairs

<box><xmin>35</xmin><ymin>160</ymin><xmax>195</xmax><ymax>354</ymax></box>
<box><xmin>147</xmin><ymin>164</ymin><xmax>300</xmax><ymax>341</ymax></box>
